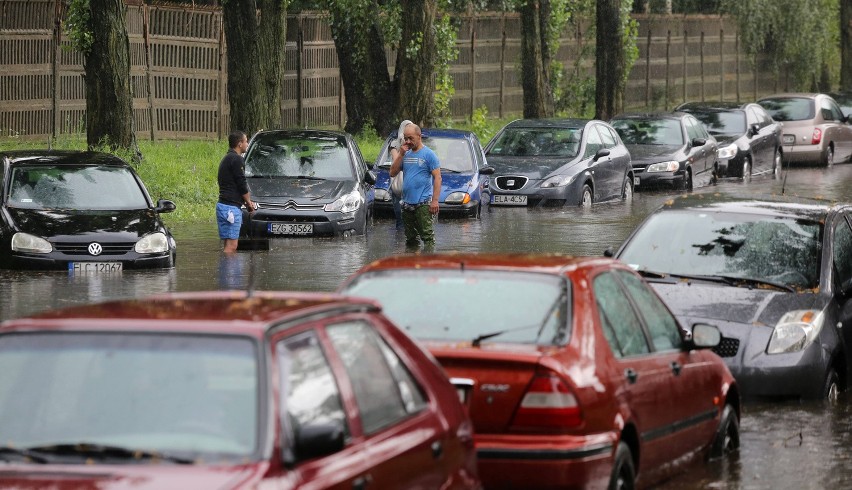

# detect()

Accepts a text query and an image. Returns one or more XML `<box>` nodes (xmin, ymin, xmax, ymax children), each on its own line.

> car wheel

<box><xmin>607</xmin><ymin>442</ymin><xmax>635</xmax><ymax>490</ymax></box>
<box><xmin>824</xmin><ymin>145</ymin><xmax>835</xmax><ymax>167</ymax></box>
<box><xmin>773</xmin><ymin>149</ymin><xmax>782</xmax><ymax>179</ymax></box>
<box><xmin>580</xmin><ymin>184</ymin><xmax>593</xmax><ymax>208</ymax></box>
<box><xmin>472</xmin><ymin>200</ymin><xmax>481</xmax><ymax>219</ymax></box>
<box><xmin>741</xmin><ymin>156</ymin><xmax>751</xmax><ymax>182</ymax></box>
<box><xmin>621</xmin><ymin>178</ymin><xmax>633</xmax><ymax>201</ymax></box>
<box><xmin>709</xmin><ymin>404</ymin><xmax>740</xmax><ymax>459</ymax></box>
<box><xmin>684</xmin><ymin>168</ymin><xmax>693</xmax><ymax>191</ymax></box>
<box><xmin>823</xmin><ymin>368</ymin><xmax>840</xmax><ymax>401</ymax></box>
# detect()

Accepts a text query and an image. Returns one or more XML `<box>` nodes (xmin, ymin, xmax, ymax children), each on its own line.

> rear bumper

<box><xmin>782</xmin><ymin>144</ymin><xmax>824</xmax><ymax>164</ymax></box>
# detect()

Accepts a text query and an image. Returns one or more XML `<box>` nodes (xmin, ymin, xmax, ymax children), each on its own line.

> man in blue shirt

<box><xmin>389</xmin><ymin>123</ymin><xmax>441</xmax><ymax>248</ymax></box>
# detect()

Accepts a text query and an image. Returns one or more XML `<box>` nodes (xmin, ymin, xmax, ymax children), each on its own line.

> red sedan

<box><xmin>339</xmin><ymin>253</ymin><xmax>740</xmax><ymax>490</ymax></box>
<box><xmin>0</xmin><ymin>291</ymin><xmax>480</xmax><ymax>490</ymax></box>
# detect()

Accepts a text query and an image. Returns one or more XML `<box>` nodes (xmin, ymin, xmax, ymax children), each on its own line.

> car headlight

<box><xmin>135</xmin><ymin>232</ymin><xmax>170</xmax><ymax>254</ymax></box>
<box><xmin>766</xmin><ymin>310</ymin><xmax>824</xmax><ymax>354</ymax></box>
<box><xmin>324</xmin><ymin>190</ymin><xmax>362</xmax><ymax>213</ymax></box>
<box><xmin>541</xmin><ymin>174</ymin><xmax>576</xmax><ymax>188</ymax></box>
<box><xmin>646</xmin><ymin>161</ymin><xmax>680</xmax><ymax>172</ymax></box>
<box><xmin>444</xmin><ymin>192</ymin><xmax>470</xmax><ymax>204</ymax></box>
<box><xmin>374</xmin><ymin>189</ymin><xmax>392</xmax><ymax>201</ymax></box>
<box><xmin>717</xmin><ymin>143</ymin><xmax>738</xmax><ymax>160</ymax></box>
<box><xmin>11</xmin><ymin>232</ymin><xmax>52</xmax><ymax>253</ymax></box>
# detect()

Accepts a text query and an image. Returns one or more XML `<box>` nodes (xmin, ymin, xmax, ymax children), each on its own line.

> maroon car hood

<box><xmin>0</xmin><ymin>463</ymin><xmax>269</xmax><ymax>490</ymax></box>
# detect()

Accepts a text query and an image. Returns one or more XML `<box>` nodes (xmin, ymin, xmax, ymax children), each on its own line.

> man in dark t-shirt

<box><xmin>216</xmin><ymin>130</ymin><xmax>254</xmax><ymax>253</ymax></box>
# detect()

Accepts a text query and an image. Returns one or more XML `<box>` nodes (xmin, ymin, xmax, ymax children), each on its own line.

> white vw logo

<box><xmin>88</xmin><ymin>243</ymin><xmax>103</xmax><ymax>256</ymax></box>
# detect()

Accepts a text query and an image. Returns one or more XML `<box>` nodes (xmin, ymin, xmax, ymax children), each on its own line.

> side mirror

<box><xmin>292</xmin><ymin>422</ymin><xmax>345</xmax><ymax>462</ymax></box>
<box><xmin>691</xmin><ymin>138</ymin><xmax>706</xmax><ymax>147</ymax></box>
<box><xmin>748</xmin><ymin>124</ymin><xmax>760</xmax><ymax>137</ymax></box>
<box><xmin>479</xmin><ymin>166</ymin><xmax>495</xmax><ymax>175</ymax></box>
<box><xmin>593</xmin><ymin>148</ymin><xmax>611</xmax><ymax>161</ymax></box>
<box><xmin>603</xmin><ymin>247</ymin><xmax>615</xmax><ymax>257</ymax></box>
<box><xmin>364</xmin><ymin>170</ymin><xmax>377</xmax><ymax>185</ymax></box>
<box><xmin>690</xmin><ymin>323</ymin><xmax>722</xmax><ymax>349</ymax></box>
<box><xmin>155</xmin><ymin>199</ymin><xmax>176</xmax><ymax>213</ymax></box>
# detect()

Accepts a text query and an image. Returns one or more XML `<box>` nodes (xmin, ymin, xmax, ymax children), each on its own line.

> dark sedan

<box><xmin>484</xmin><ymin>119</ymin><xmax>633</xmax><ymax>207</ymax></box>
<box><xmin>0</xmin><ymin>150</ymin><xmax>176</xmax><ymax>271</ymax></box>
<box><xmin>676</xmin><ymin>101</ymin><xmax>783</xmax><ymax>179</ymax></box>
<box><xmin>610</xmin><ymin>112</ymin><xmax>718</xmax><ymax>190</ymax></box>
<box><xmin>614</xmin><ymin>193</ymin><xmax>852</xmax><ymax>400</ymax></box>
<box><xmin>240</xmin><ymin>129</ymin><xmax>375</xmax><ymax>238</ymax></box>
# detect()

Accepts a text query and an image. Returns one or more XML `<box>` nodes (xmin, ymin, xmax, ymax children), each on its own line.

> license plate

<box><xmin>268</xmin><ymin>222</ymin><xmax>313</xmax><ymax>235</ymax></box>
<box><xmin>68</xmin><ymin>262</ymin><xmax>123</xmax><ymax>273</ymax></box>
<box><xmin>492</xmin><ymin>194</ymin><xmax>528</xmax><ymax>206</ymax></box>
<box><xmin>783</xmin><ymin>135</ymin><xmax>795</xmax><ymax>144</ymax></box>
<box><xmin>634</xmin><ymin>176</ymin><xmax>640</xmax><ymax>186</ymax></box>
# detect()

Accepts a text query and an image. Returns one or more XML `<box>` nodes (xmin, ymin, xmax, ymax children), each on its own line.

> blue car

<box><xmin>373</xmin><ymin>128</ymin><xmax>494</xmax><ymax>218</ymax></box>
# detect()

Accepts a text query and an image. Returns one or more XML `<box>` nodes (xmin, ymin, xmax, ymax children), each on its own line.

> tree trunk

<box><xmin>595</xmin><ymin>0</ymin><xmax>625</xmax><ymax>120</ymax></box>
<box><xmin>326</xmin><ymin>2</ymin><xmax>396</xmax><ymax>135</ymax></box>
<box><xmin>519</xmin><ymin>0</ymin><xmax>554</xmax><ymax>118</ymax></box>
<box><xmin>396</xmin><ymin>0</ymin><xmax>439</xmax><ymax>126</ymax></box>
<box><xmin>84</xmin><ymin>0</ymin><xmax>138</xmax><ymax>157</ymax></box>
<box><xmin>842</xmin><ymin>0</ymin><xmax>852</xmax><ymax>90</ymax></box>
<box><xmin>223</xmin><ymin>0</ymin><xmax>288</xmax><ymax>135</ymax></box>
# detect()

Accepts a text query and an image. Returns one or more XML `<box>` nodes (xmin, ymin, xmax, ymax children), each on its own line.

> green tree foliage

<box><xmin>722</xmin><ymin>0</ymin><xmax>839</xmax><ymax>91</ymax></box>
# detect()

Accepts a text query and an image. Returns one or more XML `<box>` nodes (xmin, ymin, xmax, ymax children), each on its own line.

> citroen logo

<box><xmin>88</xmin><ymin>243</ymin><xmax>103</xmax><ymax>256</ymax></box>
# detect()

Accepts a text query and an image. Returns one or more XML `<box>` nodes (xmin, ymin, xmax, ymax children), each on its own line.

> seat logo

<box><xmin>507</xmin><ymin>179</ymin><xmax>515</xmax><ymax>186</ymax></box>
<box><xmin>481</xmin><ymin>384</ymin><xmax>510</xmax><ymax>393</ymax></box>
<box><xmin>88</xmin><ymin>243</ymin><xmax>103</xmax><ymax>256</ymax></box>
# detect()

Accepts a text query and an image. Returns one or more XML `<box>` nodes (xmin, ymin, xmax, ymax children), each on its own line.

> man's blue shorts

<box><xmin>216</xmin><ymin>202</ymin><xmax>242</xmax><ymax>239</ymax></box>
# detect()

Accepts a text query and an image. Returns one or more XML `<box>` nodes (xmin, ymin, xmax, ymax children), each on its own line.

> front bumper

<box><xmin>241</xmin><ymin>208</ymin><xmax>365</xmax><ymax>237</ymax></box>
<box><xmin>632</xmin><ymin>168</ymin><xmax>686</xmax><ymax>189</ymax></box>
<box><xmin>6</xmin><ymin>251</ymin><xmax>174</xmax><ymax>270</ymax></box>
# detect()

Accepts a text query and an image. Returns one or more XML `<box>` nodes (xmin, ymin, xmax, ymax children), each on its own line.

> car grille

<box><xmin>258</xmin><ymin>201</ymin><xmax>324</xmax><ymax>211</ymax></box>
<box><xmin>255</xmin><ymin>215</ymin><xmax>330</xmax><ymax>223</ymax></box>
<box><xmin>713</xmin><ymin>337</ymin><xmax>740</xmax><ymax>358</ymax></box>
<box><xmin>494</xmin><ymin>176</ymin><xmax>528</xmax><ymax>191</ymax></box>
<box><xmin>54</xmin><ymin>242</ymin><xmax>135</xmax><ymax>256</ymax></box>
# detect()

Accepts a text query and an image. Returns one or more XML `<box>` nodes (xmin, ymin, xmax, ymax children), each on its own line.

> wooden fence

<box><xmin>0</xmin><ymin>0</ymin><xmax>778</xmax><ymax>141</ymax></box>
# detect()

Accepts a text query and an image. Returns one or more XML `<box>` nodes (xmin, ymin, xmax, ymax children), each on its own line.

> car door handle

<box><xmin>671</xmin><ymin>361</ymin><xmax>682</xmax><ymax>376</ymax></box>
<box><xmin>625</xmin><ymin>368</ymin><xmax>638</xmax><ymax>384</ymax></box>
<box><xmin>431</xmin><ymin>440</ymin><xmax>443</xmax><ymax>459</ymax></box>
<box><xmin>353</xmin><ymin>474</ymin><xmax>372</xmax><ymax>490</ymax></box>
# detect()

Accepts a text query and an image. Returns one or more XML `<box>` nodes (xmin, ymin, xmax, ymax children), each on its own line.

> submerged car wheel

<box><xmin>684</xmin><ymin>168</ymin><xmax>693</xmax><ymax>191</ymax></box>
<box><xmin>824</xmin><ymin>145</ymin><xmax>835</xmax><ymax>167</ymax></box>
<box><xmin>773</xmin><ymin>150</ymin><xmax>782</xmax><ymax>179</ymax></box>
<box><xmin>709</xmin><ymin>404</ymin><xmax>740</xmax><ymax>459</ymax></box>
<box><xmin>622</xmin><ymin>178</ymin><xmax>633</xmax><ymax>201</ymax></box>
<box><xmin>742</xmin><ymin>156</ymin><xmax>752</xmax><ymax>182</ymax></box>
<box><xmin>823</xmin><ymin>369</ymin><xmax>840</xmax><ymax>401</ymax></box>
<box><xmin>580</xmin><ymin>184</ymin><xmax>593</xmax><ymax>208</ymax></box>
<box><xmin>608</xmin><ymin>442</ymin><xmax>635</xmax><ymax>490</ymax></box>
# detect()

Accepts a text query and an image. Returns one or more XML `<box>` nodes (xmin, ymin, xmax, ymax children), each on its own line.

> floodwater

<box><xmin>3</xmin><ymin>164</ymin><xmax>852</xmax><ymax>488</ymax></box>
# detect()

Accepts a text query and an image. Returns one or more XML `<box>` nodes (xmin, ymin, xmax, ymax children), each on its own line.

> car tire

<box><xmin>773</xmin><ymin>149</ymin><xmax>782</xmax><ymax>179</ymax></box>
<box><xmin>580</xmin><ymin>184</ymin><xmax>593</xmax><ymax>208</ymax></box>
<box><xmin>741</xmin><ymin>156</ymin><xmax>751</xmax><ymax>182</ymax></box>
<box><xmin>823</xmin><ymin>368</ymin><xmax>840</xmax><ymax>401</ymax></box>
<box><xmin>473</xmin><ymin>201</ymin><xmax>481</xmax><ymax>219</ymax></box>
<box><xmin>684</xmin><ymin>168</ymin><xmax>693</xmax><ymax>191</ymax></box>
<box><xmin>709</xmin><ymin>404</ymin><xmax>740</xmax><ymax>459</ymax></box>
<box><xmin>824</xmin><ymin>145</ymin><xmax>835</xmax><ymax>167</ymax></box>
<box><xmin>607</xmin><ymin>441</ymin><xmax>635</xmax><ymax>490</ymax></box>
<box><xmin>622</xmin><ymin>178</ymin><xmax>633</xmax><ymax>201</ymax></box>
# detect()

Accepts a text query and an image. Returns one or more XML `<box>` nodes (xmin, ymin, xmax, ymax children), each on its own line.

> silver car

<box><xmin>757</xmin><ymin>93</ymin><xmax>852</xmax><ymax>166</ymax></box>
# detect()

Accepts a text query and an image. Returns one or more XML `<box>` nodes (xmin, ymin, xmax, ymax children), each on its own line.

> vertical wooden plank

<box><xmin>142</xmin><ymin>4</ymin><xmax>155</xmax><ymax>141</ymax></box>
<box><xmin>682</xmin><ymin>30</ymin><xmax>687</xmax><ymax>103</ymax></box>
<box><xmin>665</xmin><ymin>30</ymin><xmax>671</xmax><ymax>110</ymax></box>
<box><xmin>645</xmin><ymin>28</ymin><xmax>651</xmax><ymax>109</ymax></box>
<box><xmin>499</xmin><ymin>13</ymin><xmax>506</xmax><ymax>119</ymax></box>
<box><xmin>217</xmin><ymin>10</ymin><xmax>226</xmax><ymax>140</ymax></box>
<box><xmin>700</xmin><ymin>31</ymin><xmax>704</xmax><ymax>102</ymax></box>
<box><xmin>469</xmin><ymin>16</ymin><xmax>476</xmax><ymax>120</ymax></box>
<box><xmin>52</xmin><ymin>0</ymin><xmax>61</xmax><ymax>140</ymax></box>
<box><xmin>735</xmin><ymin>30</ymin><xmax>740</xmax><ymax>103</ymax></box>
<box><xmin>297</xmin><ymin>15</ymin><xmax>303</xmax><ymax>128</ymax></box>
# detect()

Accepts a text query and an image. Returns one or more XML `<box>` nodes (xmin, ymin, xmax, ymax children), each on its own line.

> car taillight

<box><xmin>812</xmin><ymin>128</ymin><xmax>822</xmax><ymax>145</ymax></box>
<box><xmin>510</xmin><ymin>374</ymin><xmax>582</xmax><ymax>430</ymax></box>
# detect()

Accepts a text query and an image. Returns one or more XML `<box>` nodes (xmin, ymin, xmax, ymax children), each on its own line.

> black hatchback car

<box><xmin>0</xmin><ymin>150</ymin><xmax>177</xmax><ymax>271</ymax></box>
<box><xmin>610</xmin><ymin>112</ymin><xmax>718</xmax><ymax>190</ymax></box>
<box><xmin>676</xmin><ymin>101</ymin><xmax>783</xmax><ymax>179</ymax></box>
<box><xmin>614</xmin><ymin>193</ymin><xmax>852</xmax><ymax>400</ymax></box>
<box><xmin>240</xmin><ymin>129</ymin><xmax>375</xmax><ymax>238</ymax></box>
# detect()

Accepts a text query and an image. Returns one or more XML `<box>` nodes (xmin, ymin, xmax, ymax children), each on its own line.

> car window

<box><xmin>833</xmin><ymin>215</ymin><xmax>852</xmax><ymax>291</ymax></box>
<box><xmin>759</xmin><ymin>97</ymin><xmax>815</xmax><ymax>122</ymax></box>
<box><xmin>326</xmin><ymin>321</ymin><xmax>427</xmax><ymax>434</ymax></box>
<box><xmin>689</xmin><ymin>110</ymin><xmax>745</xmax><ymax>136</ymax></box>
<box><xmin>350</xmin><ymin>138</ymin><xmax>368</xmax><ymax>176</ymax></box>
<box><xmin>753</xmin><ymin>105</ymin><xmax>774</xmax><ymax>126</ymax></box>
<box><xmin>685</xmin><ymin>117</ymin><xmax>703</xmax><ymax>142</ymax></box>
<box><xmin>8</xmin><ymin>165</ymin><xmax>149</xmax><ymax>210</ymax></box>
<box><xmin>277</xmin><ymin>330</ymin><xmax>349</xmax><ymax>450</ymax></box>
<box><xmin>341</xmin><ymin>269</ymin><xmax>570</xmax><ymax>346</ymax></box>
<box><xmin>0</xmin><ymin>333</ymin><xmax>259</xmax><ymax>459</ymax></box>
<box><xmin>746</xmin><ymin>107</ymin><xmax>761</xmax><ymax>128</ymax></box>
<box><xmin>245</xmin><ymin>134</ymin><xmax>355</xmax><ymax>180</ymax></box>
<box><xmin>583</xmin><ymin>126</ymin><xmax>604</xmax><ymax>158</ymax></box>
<box><xmin>489</xmin><ymin>127</ymin><xmax>582</xmax><ymax>158</ymax></box>
<box><xmin>597</xmin><ymin>124</ymin><xmax>617</xmax><ymax>149</ymax></box>
<box><xmin>611</xmin><ymin>118</ymin><xmax>684</xmax><ymax>146</ymax></box>
<box><xmin>820</xmin><ymin>100</ymin><xmax>836</xmax><ymax>121</ymax></box>
<box><xmin>592</xmin><ymin>272</ymin><xmax>650</xmax><ymax>358</ymax></box>
<box><xmin>827</xmin><ymin>100</ymin><xmax>845</xmax><ymax>121</ymax></box>
<box><xmin>425</xmin><ymin>137</ymin><xmax>474</xmax><ymax>173</ymax></box>
<box><xmin>616</xmin><ymin>270</ymin><xmax>682</xmax><ymax>352</ymax></box>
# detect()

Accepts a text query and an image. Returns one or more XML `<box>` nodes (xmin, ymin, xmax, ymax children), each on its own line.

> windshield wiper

<box><xmin>649</xmin><ymin>271</ymin><xmax>795</xmax><ymax>292</ymax></box>
<box><xmin>0</xmin><ymin>446</ymin><xmax>52</xmax><ymax>464</ymax></box>
<box><xmin>471</xmin><ymin>324</ymin><xmax>541</xmax><ymax>347</ymax></box>
<box><xmin>292</xmin><ymin>175</ymin><xmax>324</xmax><ymax>180</ymax></box>
<box><xmin>23</xmin><ymin>443</ymin><xmax>195</xmax><ymax>465</ymax></box>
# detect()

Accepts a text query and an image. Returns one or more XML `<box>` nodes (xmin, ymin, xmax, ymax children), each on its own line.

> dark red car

<box><xmin>339</xmin><ymin>253</ymin><xmax>740</xmax><ymax>490</ymax></box>
<box><xmin>0</xmin><ymin>291</ymin><xmax>480</xmax><ymax>490</ymax></box>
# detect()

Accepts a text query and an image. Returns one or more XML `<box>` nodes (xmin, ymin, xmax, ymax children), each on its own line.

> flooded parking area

<box><xmin>3</xmin><ymin>164</ymin><xmax>852</xmax><ymax>488</ymax></box>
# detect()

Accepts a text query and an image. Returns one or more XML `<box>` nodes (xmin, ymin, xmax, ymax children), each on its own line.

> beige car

<box><xmin>757</xmin><ymin>93</ymin><xmax>852</xmax><ymax>166</ymax></box>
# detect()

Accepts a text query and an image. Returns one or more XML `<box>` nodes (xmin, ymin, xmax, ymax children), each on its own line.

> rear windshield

<box><xmin>376</xmin><ymin>135</ymin><xmax>475</xmax><ymax>173</ymax></box>
<box><xmin>758</xmin><ymin>98</ymin><xmax>815</xmax><ymax>122</ymax></box>
<box><xmin>687</xmin><ymin>111</ymin><xmax>746</xmax><ymax>136</ymax></box>
<box><xmin>8</xmin><ymin>165</ymin><xmax>149</xmax><ymax>210</ymax></box>
<box><xmin>611</xmin><ymin>118</ymin><xmax>684</xmax><ymax>145</ymax></box>
<box><xmin>619</xmin><ymin>210</ymin><xmax>822</xmax><ymax>289</ymax></box>
<box><xmin>488</xmin><ymin>127</ymin><xmax>582</xmax><ymax>157</ymax></box>
<box><xmin>245</xmin><ymin>133</ymin><xmax>354</xmax><ymax>180</ymax></box>
<box><xmin>0</xmin><ymin>333</ymin><xmax>259</xmax><ymax>462</ymax></box>
<box><xmin>342</xmin><ymin>269</ymin><xmax>571</xmax><ymax>346</ymax></box>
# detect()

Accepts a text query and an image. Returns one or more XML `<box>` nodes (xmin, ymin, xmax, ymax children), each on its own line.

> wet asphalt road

<box><xmin>3</xmin><ymin>164</ymin><xmax>852</xmax><ymax>488</ymax></box>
